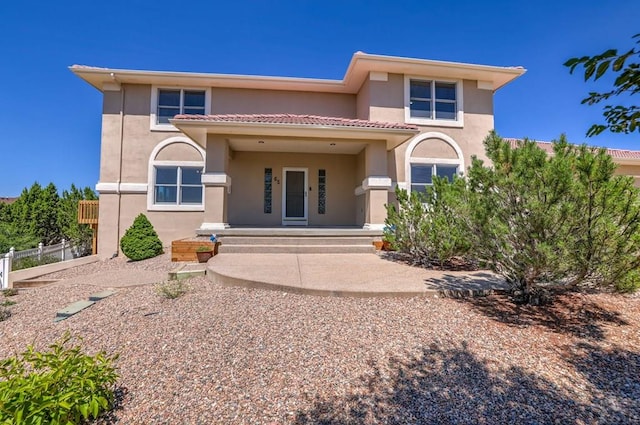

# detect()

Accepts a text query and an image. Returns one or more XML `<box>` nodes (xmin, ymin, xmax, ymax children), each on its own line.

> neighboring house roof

<box><xmin>70</xmin><ymin>51</ymin><xmax>526</xmax><ymax>93</ymax></box>
<box><xmin>173</xmin><ymin>114</ymin><xmax>420</xmax><ymax>131</ymax></box>
<box><xmin>0</xmin><ymin>197</ymin><xmax>17</xmax><ymax>204</ymax></box>
<box><xmin>505</xmin><ymin>138</ymin><xmax>640</xmax><ymax>164</ymax></box>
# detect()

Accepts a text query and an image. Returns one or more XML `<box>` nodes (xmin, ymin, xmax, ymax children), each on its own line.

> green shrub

<box><xmin>1</xmin><ymin>299</ymin><xmax>16</xmax><ymax>307</ymax></box>
<box><xmin>119</xmin><ymin>213</ymin><xmax>163</xmax><ymax>261</ymax></box>
<box><xmin>11</xmin><ymin>255</ymin><xmax>60</xmax><ymax>271</ymax></box>
<box><xmin>385</xmin><ymin>176</ymin><xmax>472</xmax><ymax>268</ymax></box>
<box><xmin>0</xmin><ymin>333</ymin><xmax>119</xmax><ymax>424</ymax></box>
<box><xmin>2</xmin><ymin>288</ymin><xmax>19</xmax><ymax>297</ymax></box>
<box><xmin>0</xmin><ymin>307</ymin><xmax>10</xmax><ymax>322</ymax></box>
<box><xmin>467</xmin><ymin>132</ymin><xmax>640</xmax><ymax>302</ymax></box>
<box><xmin>156</xmin><ymin>280</ymin><xmax>188</xmax><ymax>299</ymax></box>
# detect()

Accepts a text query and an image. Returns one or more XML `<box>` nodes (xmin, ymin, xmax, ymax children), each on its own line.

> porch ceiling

<box><xmin>228</xmin><ymin>136</ymin><xmax>367</xmax><ymax>154</ymax></box>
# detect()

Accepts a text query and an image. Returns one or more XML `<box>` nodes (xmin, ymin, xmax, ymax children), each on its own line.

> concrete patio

<box><xmin>207</xmin><ymin>252</ymin><xmax>508</xmax><ymax>297</ymax></box>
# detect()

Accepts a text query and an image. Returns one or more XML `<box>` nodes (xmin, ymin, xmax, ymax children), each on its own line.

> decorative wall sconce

<box><xmin>273</xmin><ymin>176</ymin><xmax>280</xmax><ymax>184</ymax></box>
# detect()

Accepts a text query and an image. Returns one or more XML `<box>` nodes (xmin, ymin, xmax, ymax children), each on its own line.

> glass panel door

<box><xmin>283</xmin><ymin>168</ymin><xmax>308</xmax><ymax>225</ymax></box>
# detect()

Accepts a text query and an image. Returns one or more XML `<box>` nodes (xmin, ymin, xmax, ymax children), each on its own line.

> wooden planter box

<box><xmin>171</xmin><ymin>239</ymin><xmax>220</xmax><ymax>262</ymax></box>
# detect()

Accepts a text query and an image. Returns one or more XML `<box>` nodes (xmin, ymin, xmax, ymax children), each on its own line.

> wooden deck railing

<box><xmin>78</xmin><ymin>200</ymin><xmax>99</xmax><ymax>224</ymax></box>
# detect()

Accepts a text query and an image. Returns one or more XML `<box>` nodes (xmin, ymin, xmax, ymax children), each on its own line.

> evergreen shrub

<box><xmin>119</xmin><ymin>214</ymin><xmax>163</xmax><ymax>261</ymax></box>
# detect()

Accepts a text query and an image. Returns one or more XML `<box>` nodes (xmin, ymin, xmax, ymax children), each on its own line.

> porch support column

<box><xmin>200</xmin><ymin>135</ymin><xmax>231</xmax><ymax>231</ymax></box>
<box><xmin>362</xmin><ymin>141</ymin><xmax>390</xmax><ymax>231</ymax></box>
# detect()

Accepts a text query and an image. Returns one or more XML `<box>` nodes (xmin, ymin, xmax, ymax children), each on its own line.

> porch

<box><xmin>171</xmin><ymin>113</ymin><xmax>419</xmax><ymax>233</ymax></box>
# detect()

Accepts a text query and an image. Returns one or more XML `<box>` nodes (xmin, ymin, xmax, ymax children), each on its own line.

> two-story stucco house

<box><xmin>71</xmin><ymin>52</ymin><xmax>527</xmax><ymax>258</ymax></box>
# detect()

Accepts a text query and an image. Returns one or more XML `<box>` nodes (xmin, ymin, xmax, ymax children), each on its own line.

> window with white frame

<box><xmin>150</xmin><ymin>87</ymin><xmax>211</xmax><ymax>130</ymax></box>
<box><xmin>409</xmin><ymin>79</ymin><xmax>457</xmax><ymax>120</ymax></box>
<box><xmin>154</xmin><ymin>166</ymin><xmax>203</xmax><ymax>205</ymax></box>
<box><xmin>156</xmin><ymin>89</ymin><xmax>206</xmax><ymax>124</ymax></box>
<box><xmin>404</xmin><ymin>77</ymin><xmax>464</xmax><ymax>127</ymax></box>
<box><xmin>410</xmin><ymin>163</ymin><xmax>459</xmax><ymax>194</ymax></box>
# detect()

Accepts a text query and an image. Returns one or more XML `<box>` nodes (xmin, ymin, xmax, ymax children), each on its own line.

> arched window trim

<box><xmin>405</xmin><ymin>132</ymin><xmax>464</xmax><ymax>194</ymax></box>
<box><xmin>147</xmin><ymin>137</ymin><xmax>206</xmax><ymax>211</ymax></box>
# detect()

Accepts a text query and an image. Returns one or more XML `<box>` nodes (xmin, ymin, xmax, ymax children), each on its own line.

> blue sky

<box><xmin>0</xmin><ymin>0</ymin><xmax>638</xmax><ymax>196</ymax></box>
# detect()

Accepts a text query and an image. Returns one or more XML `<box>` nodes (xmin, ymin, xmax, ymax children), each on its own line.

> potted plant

<box><xmin>195</xmin><ymin>245</ymin><xmax>214</xmax><ymax>263</ymax></box>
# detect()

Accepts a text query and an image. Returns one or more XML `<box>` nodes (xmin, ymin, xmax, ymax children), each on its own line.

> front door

<box><xmin>282</xmin><ymin>168</ymin><xmax>308</xmax><ymax>225</ymax></box>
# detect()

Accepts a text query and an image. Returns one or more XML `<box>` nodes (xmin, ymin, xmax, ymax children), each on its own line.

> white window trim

<box><xmin>404</xmin><ymin>76</ymin><xmax>464</xmax><ymax>128</ymax></box>
<box><xmin>150</xmin><ymin>86</ymin><xmax>211</xmax><ymax>131</ymax></box>
<box><xmin>147</xmin><ymin>137</ymin><xmax>206</xmax><ymax>211</ymax></box>
<box><xmin>405</xmin><ymin>132</ymin><xmax>464</xmax><ymax>194</ymax></box>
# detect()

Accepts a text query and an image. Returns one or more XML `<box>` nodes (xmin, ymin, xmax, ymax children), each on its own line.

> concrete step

<box><xmin>220</xmin><ymin>244</ymin><xmax>376</xmax><ymax>254</ymax></box>
<box><xmin>13</xmin><ymin>279</ymin><xmax>61</xmax><ymax>289</ymax></box>
<box><xmin>219</xmin><ymin>236</ymin><xmax>374</xmax><ymax>246</ymax></box>
<box><xmin>197</xmin><ymin>228</ymin><xmax>382</xmax><ymax>237</ymax></box>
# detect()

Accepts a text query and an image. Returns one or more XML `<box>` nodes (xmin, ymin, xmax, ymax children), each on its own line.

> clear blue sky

<box><xmin>0</xmin><ymin>0</ymin><xmax>638</xmax><ymax>196</ymax></box>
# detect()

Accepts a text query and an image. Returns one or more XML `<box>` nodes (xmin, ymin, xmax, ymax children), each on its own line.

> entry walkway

<box><xmin>207</xmin><ymin>253</ymin><xmax>508</xmax><ymax>297</ymax></box>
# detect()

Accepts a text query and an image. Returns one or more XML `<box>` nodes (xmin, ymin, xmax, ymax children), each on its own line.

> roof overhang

<box><xmin>170</xmin><ymin>118</ymin><xmax>419</xmax><ymax>151</ymax></box>
<box><xmin>70</xmin><ymin>52</ymin><xmax>525</xmax><ymax>94</ymax></box>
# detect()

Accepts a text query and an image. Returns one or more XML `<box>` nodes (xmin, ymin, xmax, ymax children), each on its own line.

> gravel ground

<box><xmin>1</xmin><ymin>254</ymin><xmax>639</xmax><ymax>424</ymax></box>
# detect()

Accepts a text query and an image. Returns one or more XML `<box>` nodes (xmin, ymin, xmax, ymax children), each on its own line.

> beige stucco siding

<box><xmin>365</xmin><ymin>76</ymin><xmax>494</xmax><ymax>181</ymax></box>
<box><xmin>368</xmin><ymin>73</ymin><xmax>405</xmax><ymax>123</ymax></box>
<box><xmin>100</xmin><ymin>91</ymin><xmax>124</xmax><ymax>183</ymax></box>
<box><xmin>615</xmin><ymin>164</ymin><xmax>640</xmax><ymax>187</ymax></box>
<box><xmin>211</xmin><ymin>88</ymin><xmax>356</xmax><ymax>118</ymax></box>
<box><xmin>96</xmin><ymin>193</ymin><xmax>203</xmax><ymax>256</ymax></box>
<box><xmin>101</xmin><ymin>84</ymin><xmax>187</xmax><ymax>184</ymax></box>
<box><xmin>356</xmin><ymin>78</ymin><xmax>371</xmax><ymax>120</ymax></box>
<box><xmin>227</xmin><ymin>152</ymin><xmax>357</xmax><ymax>226</ymax></box>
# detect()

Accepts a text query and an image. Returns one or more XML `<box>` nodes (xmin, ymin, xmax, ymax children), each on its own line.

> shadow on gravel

<box><xmin>451</xmin><ymin>293</ymin><xmax>628</xmax><ymax>340</ymax></box>
<box><xmin>294</xmin><ymin>343</ymin><xmax>636</xmax><ymax>424</ymax></box>
<box><xmin>96</xmin><ymin>387</ymin><xmax>129</xmax><ymax>425</ymax></box>
<box><xmin>568</xmin><ymin>343</ymin><xmax>640</xmax><ymax>421</ymax></box>
<box><xmin>424</xmin><ymin>272</ymin><xmax>508</xmax><ymax>292</ymax></box>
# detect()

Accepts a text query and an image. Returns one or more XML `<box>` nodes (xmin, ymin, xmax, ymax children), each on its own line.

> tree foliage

<box><xmin>465</xmin><ymin>134</ymin><xmax>577</xmax><ymax>303</ymax></box>
<box><xmin>119</xmin><ymin>213</ymin><xmax>163</xmax><ymax>261</ymax></box>
<box><xmin>385</xmin><ymin>177</ymin><xmax>472</xmax><ymax>268</ymax></box>
<box><xmin>0</xmin><ymin>333</ymin><xmax>119</xmax><ymax>424</ymax></box>
<box><xmin>0</xmin><ymin>182</ymin><xmax>96</xmax><ymax>253</ymax></box>
<box><xmin>565</xmin><ymin>33</ymin><xmax>640</xmax><ymax>136</ymax></box>
<box><xmin>388</xmin><ymin>132</ymin><xmax>640</xmax><ymax>304</ymax></box>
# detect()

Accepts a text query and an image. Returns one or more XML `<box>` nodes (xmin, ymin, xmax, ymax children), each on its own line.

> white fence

<box><xmin>0</xmin><ymin>240</ymin><xmax>77</xmax><ymax>289</ymax></box>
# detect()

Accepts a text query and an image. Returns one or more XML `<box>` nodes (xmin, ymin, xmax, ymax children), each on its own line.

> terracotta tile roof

<box><xmin>172</xmin><ymin>114</ymin><xmax>420</xmax><ymax>131</ymax></box>
<box><xmin>504</xmin><ymin>138</ymin><xmax>640</xmax><ymax>161</ymax></box>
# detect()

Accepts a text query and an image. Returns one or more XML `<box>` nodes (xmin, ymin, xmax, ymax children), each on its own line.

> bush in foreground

<box><xmin>385</xmin><ymin>176</ymin><xmax>473</xmax><ymax>269</ymax></box>
<box><xmin>119</xmin><ymin>213</ymin><xmax>163</xmax><ymax>261</ymax></box>
<box><xmin>0</xmin><ymin>333</ymin><xmax>119</xmax><ymax>424</ymax></box>
<box><xmin>467</xmin><ymin>133</ymin><xmax>640</xmax><ymax>302</ymax></box>
<box><xmin>387</xmin><ymin>131</ymin><xmax>640</xmax><ymax>304</ymax></box>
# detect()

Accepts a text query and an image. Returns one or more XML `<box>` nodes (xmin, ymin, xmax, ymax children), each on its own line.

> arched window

<box><xmin>147</xmin><ymin>137</ymin><xmax>206</xmax><ymax>211</ymax></box>
<box><xmin>405</xmin><ymin>132</ymin><xmax>464</xmax><ymax>194</ymax></box>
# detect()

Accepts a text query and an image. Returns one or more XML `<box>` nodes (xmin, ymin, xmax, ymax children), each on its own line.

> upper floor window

<box><xmin>404</xmin><ymin>77</ymin><xmax>463</xmax><ymax>127</ymax></box>
<box><xmin>150</xmin><ymin>86</ymin><xmax>211</xmax><ymax>130</ymax></box>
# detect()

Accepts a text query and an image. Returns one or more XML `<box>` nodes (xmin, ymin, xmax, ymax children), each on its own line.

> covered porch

<box><xmin>172</xmin><ymin>114</ymin><xmax>419</xmax><ymax>232</ymax></box>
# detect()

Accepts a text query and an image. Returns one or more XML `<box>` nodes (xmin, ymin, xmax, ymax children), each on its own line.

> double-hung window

<box><xmin>151</xmin><ymin>87</ymin><xmax>210</xmax><ymax>130</ymax></box>
<box><xmin>157</xmin><ymin>89</ymin><xmax>205</xmax><ymax>124</ymax></box>
<box><xmin>410</xmin><ymin>163</ymin><xmax>459</xmax><ymax>194</ymax></box>
<box><xmin>406</xmin><ymin>78</ymin><xmax>462</xmax><ymax>126</ymax></box>
<box><xmin>154</xmin><ymin>166</ymin><xmax>203</xmax><ymax>205</ymax></box>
